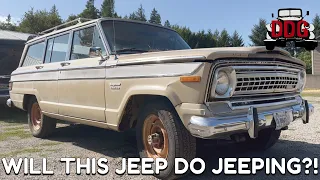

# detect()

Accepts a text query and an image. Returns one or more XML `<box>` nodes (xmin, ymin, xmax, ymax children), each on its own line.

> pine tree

<box><xmin>218</xmin><ymin>29</ymin><xmax>230</xmax><ymax>47</ymax></box>
<box><xmin>164</xmin><ymin>20</ymin><xmax>171</xmax><ymax>27</ymax></box>
<box><xmin>149</xmin><ymin>8</ymin><xmax>161</xmax><ymax>25</ymax></box>
<box><xmin>79</xmin><ymin>0</ymin><xmax>100</xmax><ymax>19</ymax></box>
<box><xmin>66</xmin><ymin>14</ymin><xmax>78</xmax><ymax>22</ymax></box>
<box><xmin>212</xmin><ymin>29</ymin><xmax>220</xmax><ymax>46</ymax></box>
<box><xmin>48</xmin><ymin>5</ymin><xmax>62</xmax><ymax>27</ymax></box>
<box><xmin>230</xmin><ymin>31</ymin><xmax>244</xmax><ymax>47</ymax></box>
<box><xmin>129</xmin><ymin>4</ymin><xmax>147</xmax><ymax>22</ymax></box>
<box><xmin>101</xmin><ymin>0</ymin><xmax>115</xmax><ymax>17</ymax></box>
<box><xmin>0</xmin><ymin>14</ymin><xmax>17</xmax><ymax>31</ymax></box>
<box><xmin>18</xmin><ymin>6</ymin><xmax>62</xmax><ymax>33</ymax></box>
<box><xmin>249</xmin><ymin>18</ymin><xmax>267</xmax><ymax>46</ymax></box>
<box><xmin>312</xmin><ymin>14</ymin><xmax>320</xmax><ymax>38</ymax></box>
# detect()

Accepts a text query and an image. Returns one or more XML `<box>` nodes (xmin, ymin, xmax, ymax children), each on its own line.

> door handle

<box><xmin>35</xmin><ymin>65</ymin><xmax>43</xmax><ymax>69</ymax></box>
<box><xmin>60</xmin><ymin>62</ymin><xmax>70</xmax><ymax>67</ymax></box>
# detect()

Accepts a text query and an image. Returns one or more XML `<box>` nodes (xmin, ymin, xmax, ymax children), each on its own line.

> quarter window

<box><xmin>70</xmin><ymin>26</ymin><xmax>106</xmax><ymax>60</ymax></box>
<box><xmin>22</xmin><ymin>41</ymin><xmax>45</xmax><ymax>67</ymax></box>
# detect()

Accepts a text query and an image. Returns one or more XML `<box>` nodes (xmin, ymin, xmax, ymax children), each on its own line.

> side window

<box><xmin>22</xmin><ymin>41</ymin><xmax>45</xmax><ymax>67</ymax></box>
<box><xmin>70</xmin><ymin>26</ymin><xmax>106</xmax><ymax>60</ymax></box>
<box><xmin>50</xmin><ymin>34</ymin><xmax>70</xmax><ymax>63</ymax></box>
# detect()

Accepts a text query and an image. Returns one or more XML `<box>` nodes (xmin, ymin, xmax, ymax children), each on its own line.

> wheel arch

<box><xmin>118</xmin><ymin>93</ymin><xmax>178</xmax><ymax>132</ymax></box>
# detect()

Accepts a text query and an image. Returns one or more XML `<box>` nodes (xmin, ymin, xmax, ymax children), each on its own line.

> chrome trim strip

<box><xmin>230</xmin><ymin>99</ymin><xmax>298</xmax><ymax>110</ymax></box>
<box><xmin>11</xmin><ymin>62</ymin><xmax>204</xmax><ymax>82</ymax></box>
<box><xmin>232</xmin><ymin>65</ymin><xmax>301</xmax><ymax>72</ymax></box>
<box><xmin>11</xmin><ymin>57</ymin><xmax>205</xmax><ymax>76</ymax></box>
<box><xmin>115</xmin><ymin>55</ymin><xmax>206</xmax><ymax>66</ymax></box>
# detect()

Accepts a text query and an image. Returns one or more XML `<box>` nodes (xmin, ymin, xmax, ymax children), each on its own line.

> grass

<box><xmin>301</xmin><ymin>89</ymin><xmax>320</xmax><ymax>97</ymax></box>
<box><xmin>0</xmin><ymin>129</ymin><xmax>32</xmax><ymax>141</ymax></box>
<box><xmin>3</xmin><ymin>126</ymin><xmax>25</xmax><ymax>131</ymax></box>
<box><xmin>0</xmin><ymin>148</ymin><xmax>42</xmax><ymax>157</ymax></box>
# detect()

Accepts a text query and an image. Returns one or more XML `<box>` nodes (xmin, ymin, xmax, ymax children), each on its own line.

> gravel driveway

<box><xmin>0</xmin><ymin>96</ymin><xmax>319</xmax><ymax>180</ymax></box>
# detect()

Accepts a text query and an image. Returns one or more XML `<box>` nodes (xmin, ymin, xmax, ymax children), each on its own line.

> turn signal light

<box><xmin>180</xmin><ymin>76</ymin><xmax>201</xmax><ymax>82</ymax></box>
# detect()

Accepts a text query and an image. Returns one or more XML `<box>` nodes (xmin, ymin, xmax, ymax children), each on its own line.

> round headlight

<box><xmin>298</xmin><ymin>70</ymin><xmax>306</xmax><ymax>91</ymax></box>
<box><xmin>215</xmin><ymin>71</ymin><xmax>230</xmax><ymax>95</ymax></box>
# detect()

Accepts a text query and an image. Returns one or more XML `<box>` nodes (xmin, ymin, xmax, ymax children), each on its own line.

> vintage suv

<box><xmin>7</xmin><ymin>18</ymin><xmax>314</xmax><ymax>179</ymax></box>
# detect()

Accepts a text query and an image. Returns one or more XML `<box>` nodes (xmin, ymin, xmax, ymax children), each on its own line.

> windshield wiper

<box><xmin>114</xmin><ymin>48</ymin><xmax>148</xmax><ymax>54</ymax></box>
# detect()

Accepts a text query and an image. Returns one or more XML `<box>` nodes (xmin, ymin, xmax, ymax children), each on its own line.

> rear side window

<box><xmin>70</xmin><ymin>26</ymin><xmax>106</xmax><ymax>60</ymax></box>
<box><xmin>45</xmin><ymin>34</ymin><xmax>70</xmax><ymax>63</ymax></box>
<box><xmin>22</xmin><ymin>41</ymin><xmax>45</xmax><ymax>67</ymax></box>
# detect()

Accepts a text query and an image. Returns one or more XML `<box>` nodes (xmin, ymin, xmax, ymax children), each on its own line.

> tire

<box><xmin>27</xmin><ymin>97</ymin><xmax>56</xmax><ymax>138</ymax></box>
<box><xmin>241</xmin><ymin>128</ymin><xmax>281</xmax><ymax>151</ymax></box>
<box><xmin>136</xmin><ymin>100</ymin><xmax>196</xmax><ymax>180</ymax></box>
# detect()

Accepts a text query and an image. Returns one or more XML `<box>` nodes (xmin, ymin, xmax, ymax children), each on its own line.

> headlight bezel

<box><xmin>297</xmin><ymin>70</ymin><xmax>306</xmax><ymax>92</ymax></box>
<box><xmin>210</xmin><ymin>67</ymin><xmax>237</xmax><ymax>98</ymax></box>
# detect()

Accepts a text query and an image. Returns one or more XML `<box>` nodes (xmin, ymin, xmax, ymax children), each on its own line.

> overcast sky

<box><xmin>0</xmin><ymin>0</ymin><xmax>319</xmax><ymax>45</ymax></box>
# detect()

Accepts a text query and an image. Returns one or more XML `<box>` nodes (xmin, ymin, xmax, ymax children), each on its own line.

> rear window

<box><xmin>22</xmin><ymin>41</ymin><xmax>45</xmax><ymax>67</ymax></box>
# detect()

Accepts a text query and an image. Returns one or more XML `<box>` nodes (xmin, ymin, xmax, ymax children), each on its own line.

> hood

<box><xmin>115</xmin><ymin>46</ymin><xmax>305</xmax><ymax>66</ymax></box>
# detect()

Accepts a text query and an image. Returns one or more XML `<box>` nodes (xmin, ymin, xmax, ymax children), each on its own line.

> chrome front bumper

<box><xmin>6</xmin><ymin>98</ymin><xmax>12</xmax><ymax>107</ymax></box>
<box><xmin>188</xmin><ymin>100</ymin><xmax>314</xmax><ymax>139</ymax></box>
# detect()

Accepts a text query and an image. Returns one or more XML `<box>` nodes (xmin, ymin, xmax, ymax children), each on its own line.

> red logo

<box><xmin>270</xmin><ymin>20</ymin><xmax>310</xmax><ymax>39</ymax></box>
<box><xmin>264</xmin><ymin>8</ymin><xmax>318</xmax><ymax>51</ymax></box>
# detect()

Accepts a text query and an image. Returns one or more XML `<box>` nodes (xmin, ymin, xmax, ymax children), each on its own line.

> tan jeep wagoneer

<box><xmin>7</xmin><ymin>18</ymin><xmax>314</xmax><ymax>179</ymax></box>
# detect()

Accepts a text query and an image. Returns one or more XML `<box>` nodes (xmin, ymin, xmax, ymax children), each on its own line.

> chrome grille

<box><xmin>233</xmin><ymin>66</ymin><xmax>300</xmax><ymax>95</ymax></box>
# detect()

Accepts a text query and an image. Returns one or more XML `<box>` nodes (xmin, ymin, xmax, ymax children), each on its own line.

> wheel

<box><xmin>28</xmin><ymin>97</ymin><xmax>56</xmax><ymax>138</ymax></box>
<box><xmin>136</xmin><ymin>100</ymin><xmax>196</xmax><ymax>180</ymax></box>
<box><xmin>240</xmin><ymin>128</ymin><xmax>281</xmax><ymax>151</ymax></box>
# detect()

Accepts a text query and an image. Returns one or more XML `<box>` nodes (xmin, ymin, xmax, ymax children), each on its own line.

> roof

<box><xmin>27</xmin><ymin>18</ymin><xmax>176</xmax><ymax>44</ymax></box>
<box><xmin>0</xmin><ymin>30</ymin><xmax>32</xmax><ymax>41</ymax></box>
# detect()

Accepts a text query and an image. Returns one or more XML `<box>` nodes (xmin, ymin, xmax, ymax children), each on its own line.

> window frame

<box><xmin>68</xmin><ymin>23</ymin><xmax>109</xmax><ymax>61</ymax></box>
<box><xmin>43</xmin><ymin>31</ymin><xmax>73</xmax><ymax>64</ymax></box>
<box><xmin>20</xmin><ymin>39</ymin><xmax>46</xmax><ymax>67</ymax></box>
<box><xmin>19</xmin><ymin>21</ymin><xmax>110</xmax><ymax>67</ymax></box>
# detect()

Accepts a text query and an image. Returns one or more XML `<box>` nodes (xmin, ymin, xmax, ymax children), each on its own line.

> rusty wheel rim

<box><xmin>31</xmin><ymin>103</ymin><xmax>42</xmax><ymax>130</ymax></box>
<box><xmin>143</xmin><ymin>114</ymin><xmax>169</xmax><ymax>159</ymax></box>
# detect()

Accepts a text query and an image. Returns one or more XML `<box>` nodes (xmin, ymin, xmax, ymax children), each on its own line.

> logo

<box><xmin>264</xmin><ymin>8</ymin><xmax>318</xmax><ymax>51</ymax></box>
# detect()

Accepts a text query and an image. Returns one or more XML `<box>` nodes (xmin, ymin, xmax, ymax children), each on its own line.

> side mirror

<box><xmin>89</xmin><ymin>47</ymin><xmax>102</xmax><ymax>57</ymax></box>
<box><xmin>272</xmin><ymin>13</ymin><xmax>274</xmax><ymax>18</ymax></box>
<box><xmin>306</xmin><ymin>11</ymin><xmax>310</xmax><ymax>16</ymax></box>
<box><xmin>89</xmin><ymin>47</ymin><xmax>107</xmax><ymax>61</ymax></box>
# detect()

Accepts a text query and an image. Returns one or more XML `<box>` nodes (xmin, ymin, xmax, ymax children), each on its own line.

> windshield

<box><xmin>101</xmin><ymin>20</ymin><xmax>191</xmax><ymax>54</ymax></box>
<box><xmin>278</xmin><ymin>9</ymin><xmax>302</xmax><ymax>18</ymax></box>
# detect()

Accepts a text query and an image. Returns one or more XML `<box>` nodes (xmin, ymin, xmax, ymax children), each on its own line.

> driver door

<box><xmin>58</xmin><ymin>24</ymin><xmax>108</xmax><ymax>122</ymax></box>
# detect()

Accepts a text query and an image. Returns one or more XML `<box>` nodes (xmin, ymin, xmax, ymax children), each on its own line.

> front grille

<box><xmin>233</xmin><ymin>66</ymin><xmax>300</xmax><ymax>95</ymax></box>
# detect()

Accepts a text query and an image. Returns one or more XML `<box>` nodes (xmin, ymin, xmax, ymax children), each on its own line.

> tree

<box><xmin>312</xmin><ymin>14</ymin><xmax>320</xmax><ymax>38</ymax></box>
<box><xmin>129</xmin><ymin>4</ymin><xmax>147</xmax><ymax>22</ymax></box>
<box><xmin>66</xmin><ymin>14</ymin><xmax>78</xmax><ymax>22</ymax></box>
<box><xmin>0</xmin><ymin>14</ymin><xmax>17</xmax><ymax>31</ymax></box>
<box><xmin>217</xmin><ymin>29</ymin><xmax>230</xmax><ymax>47</ymax></box>
<box><xmin>18</xmin><ymin>6</ymin><xmax>63</xmax><ymax>34</ymax></box>
<box><xmin>101</xmin><ymin>0</ymin><xmax>116</xmax><ymax>17</ymax></box>
<box><xmin>164</xmin><ymin>20</ymin><xmax>171</xmax><ymax>27</ymax></box>
<box><xmin>297</xmin><ymin>50</ymin><xmax>312</xmax><ymax>74</ymax></box>
<box><xmin>149</xmin><ymin>8</ymin><xmax>161</xmax><ymax>25</ymax></box>
<box><xmin>79</xmin><ymin>0</ymin><xmax>100</xmax><ymax>19</ymax></box>
<box><xmin>212</xmin><ymin>29</ymin><xmax>220</xmax><ymax>45</ymax></box>
<box><xmin>48</xmin><ymin>5</ymin><xmax>63</xmax><ymax>28</ymax></box>
<box><xmin>249</xmin><ymin>18</ymin><xmax>267</xmax><ymax>46</ymax></box>
<box><xmin>230</xmin><ymin>30</ymin><xmax>244</xmax><ymax>47</ymax></box>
